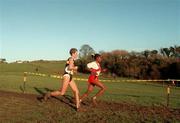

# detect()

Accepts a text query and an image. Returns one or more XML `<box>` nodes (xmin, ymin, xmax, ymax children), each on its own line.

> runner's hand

<box><xmin>73</xmin><ymin>66</ymin><xmax>78</xmax><ymax>73</ymax></box>
<box><xmin>102</xmin><ymin>68</ymin><xmax>107</xmax><ymax>72</ymax></box>
<box><xmin>74</xmin><ymin>66</ymin><xmax>78</xmax><ymax>70</ymax></box>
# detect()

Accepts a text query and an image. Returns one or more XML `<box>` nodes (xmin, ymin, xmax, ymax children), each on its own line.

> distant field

<box><xmin>0</xmin><ymin>62</ymin><xmax>180</xmax><ymax>107</ymax></box>
<box><xmin>0</xmin><ymin>62</ymin><xmax>180</xmax><ymax>122</ymax></box>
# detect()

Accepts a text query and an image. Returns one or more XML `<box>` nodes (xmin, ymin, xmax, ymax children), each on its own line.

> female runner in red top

<box><xmin>80</xmin><ymin>54</ymin><xmax>106</xmax><ymax>105</ymax></box>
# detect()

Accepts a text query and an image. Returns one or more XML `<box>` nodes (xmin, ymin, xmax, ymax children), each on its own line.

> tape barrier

<box><xmin>24</xmin><ymin>72</ymin><xmax>180</xmax><ymax>82</ymax></box>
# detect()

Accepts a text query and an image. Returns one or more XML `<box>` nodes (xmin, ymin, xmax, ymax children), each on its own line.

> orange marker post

<box><xmin>23</xmin><ymin>72</ymin><xmax>27</xmax><ymax>93</ymax></box>
<box><xmin>167</xmin><ymin>85</ymin><xmax>170</xmax><ymax>107</ymax></box>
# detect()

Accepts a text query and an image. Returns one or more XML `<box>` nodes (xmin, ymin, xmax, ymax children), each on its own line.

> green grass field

<box><xmin>0</xmin><ymin>62</ymin><xmax>180</xmax><ymax>122</ymax></box>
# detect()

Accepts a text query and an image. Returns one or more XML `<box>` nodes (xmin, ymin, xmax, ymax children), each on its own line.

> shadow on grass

<box><xmin>34</xmin><ymin>87</ymin><xmax>76</xmax><ymax>110</ymax></box>
<box><xmin>19</xmin><ymin>85</ymin><xmax>24</xmax><ymax>93</ymax></box>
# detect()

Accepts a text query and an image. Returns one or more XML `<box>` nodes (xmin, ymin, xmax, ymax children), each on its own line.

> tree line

<box><xmin>76</xmin><ymin>44</ymin><xmax>180</xmax><ymax>79</ymax></box>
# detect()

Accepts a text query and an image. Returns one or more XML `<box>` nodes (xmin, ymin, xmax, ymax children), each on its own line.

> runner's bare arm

<box><xmin>68</xmin><ymin>58</ymin><xmax>78</xmax><ymax>71</ymax></box>
<box><xmin>86</xmin><ymin>67</ymin><xmax>97</xmax><ymax>76</ymax></box>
